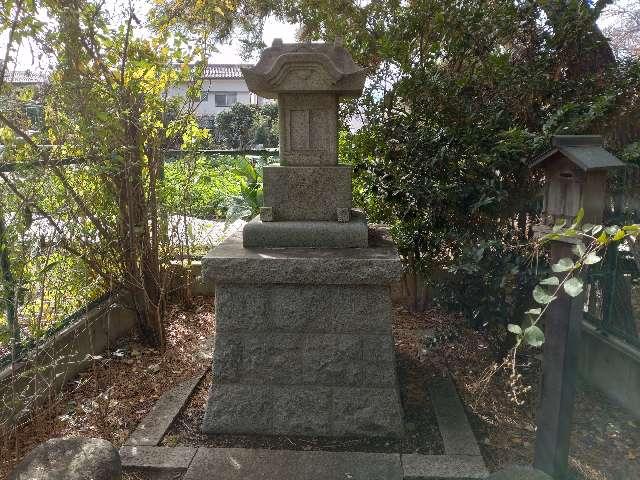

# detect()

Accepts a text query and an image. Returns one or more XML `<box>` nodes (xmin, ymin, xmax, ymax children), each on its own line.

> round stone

<box><xmin>9</xmin><ymin>437</ymin><xmax>121</xmax><ymax>480</ymax></box>
<box><xmin>489</xmin><ymin>466</ymin><xmax>553</xmax><ymax>480</ymax></box>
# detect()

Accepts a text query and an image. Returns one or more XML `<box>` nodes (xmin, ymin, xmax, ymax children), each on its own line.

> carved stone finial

<box><xmin>241</xmin><ymin>40</ymin><xmax>366</xmax><ymax>99</ymax></box>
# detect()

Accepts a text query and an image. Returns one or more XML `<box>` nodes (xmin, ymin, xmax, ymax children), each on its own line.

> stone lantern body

<box><xmin>531</xmin><ymin>135</ymin><xmax>625</xmax><ymax>225</ymax></box>
<box><xmin>200</xmin><ymin>39</ymin><xmax>404</xmax><ymax>438</ymax></box>
<box><xmin>241</xmin><ymin>39</ymin><xmax>369</xmax><ymax>248</ymax></box>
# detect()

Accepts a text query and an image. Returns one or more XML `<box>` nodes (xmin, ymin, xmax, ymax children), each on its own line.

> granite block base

<box><xmin>201</xmin><ymin>237</ymin><xmax>404</xmax><ymax>438</ymax></box>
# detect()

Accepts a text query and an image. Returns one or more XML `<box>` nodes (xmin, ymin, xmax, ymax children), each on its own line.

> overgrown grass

<box><xmin>162</xmin><ymin>154</ymin><xmax>244</xmax><ymax>219</ymax></box>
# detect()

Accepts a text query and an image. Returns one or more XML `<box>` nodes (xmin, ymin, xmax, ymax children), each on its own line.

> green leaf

<box><xmin>597</xmin><ymin>231</ymin><xmax>608</xmax><ymax>245</ymax></box>
<box><xmin>563</xmin><ymin>277</ymin><xmax>583</xmax><ymax>297</ymax></box>
<box><xmin>552</xmin><ymin>219</ymin><xmax>566</xmax><ymax>233</ymax></box>
<box><xmin>584</xmin><ymin>252</ymin><xmax>601</xmax><ymax>265</ymax></box>
<box><xmin>524</xmin><ymin>325</ymin><xmax>545</xmax><ymax>347</ymax></box>
<box><xmin>552</xmin><ymin>257</ymin><xmax>574</xmax><ymax>272</ymax></box>
<box><xmin>572</xmin><ymin>243</ymin><xmax>586</xmax><ymax>257</ymax></box>
<box><xmin>507</xmin><ymin>324</ymin><xmax>522</xmax><ymax>335</ymax></box>
<box><xmin>605</xmin><ymin>225</ymin><xmax>620</xmax><ymax>236</ymax></box>
<box><xmin>533</xmin><ymin>285</ymin><xmax>556</xmax><ymax>305</ymax></box>
<box><xmin>572</xmin><ymin>208</ymin><xmax>584</xmax><ymax>227</ymax></box>
<box><xmin>592</xmin><ymin>225</ymin><xmax>603</xmax><ymax>235</ymax></box>
<box><xmin>540</xmin><ymin>276</ymin><xmax>559</xmax><ymax>286</ymax></box>
<box><xmin>525</xmin><ymin>308</ymin><xmax>542</xmax><ymax>316</ymax></box>
<box><xmin>581</xmin><ymin>223</ymin><xmax>594</xmax><ymax>233</ymax></box>
<box><xmin>613</xmin><ymin>229</ymin><xmax>625</xmax><ymax>241</ymax></box>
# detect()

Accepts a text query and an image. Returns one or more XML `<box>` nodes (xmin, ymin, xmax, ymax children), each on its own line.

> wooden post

<box><xmin>533</xmin><ymin>240</ymin><xmax>584</xmax><ymax>479</ymax></box>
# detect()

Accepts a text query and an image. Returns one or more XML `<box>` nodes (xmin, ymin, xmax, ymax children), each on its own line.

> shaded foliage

<box><xmin>150</xmin><ymin>0</ymin><xmax>640</xmax><ymax>325</ymax></box>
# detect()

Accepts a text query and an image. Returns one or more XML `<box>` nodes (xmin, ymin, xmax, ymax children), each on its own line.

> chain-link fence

<box><xmin>584</xmin><ymin>167</ymin><xmax>640</xmax><ymax>347</ymax></box>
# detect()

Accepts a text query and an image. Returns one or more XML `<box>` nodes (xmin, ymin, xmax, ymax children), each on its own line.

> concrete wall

<box><xmin>579</xmin><ymin>321</ymin><xmax>640</xmax><ymax>419</ymax></box>
<box><xmin>0</xmin><ymin>293</ymin><xmax>137</xmax><ymax>428</ymax></box>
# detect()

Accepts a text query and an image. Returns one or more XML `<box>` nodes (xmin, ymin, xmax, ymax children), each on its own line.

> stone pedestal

<box><xmin>202</xmin><ymin>233</ymin><xmax>404</xmax><ymax>437</ymax></box>
<box><xmin>202</xmin><ymin>39</ymin><xmax>404</xmax><ymax>439</ymax></box>
<box><xmin>243</xmin><ymin>210</ymin><xmax>368</xmax><ymax>248</ymax></box>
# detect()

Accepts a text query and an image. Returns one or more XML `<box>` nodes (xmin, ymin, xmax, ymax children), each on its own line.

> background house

<box><xmin>2</xmin><ymin>69</ymin><xmax>48</xmax><ymax>130</ymax></box>
<box><xmin>168</xmin><ymin>64</ymin><xmax>267</xmax><ymax>117</ymax></box>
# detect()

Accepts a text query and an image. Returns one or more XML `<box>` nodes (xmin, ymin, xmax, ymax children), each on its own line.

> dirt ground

<box><xmin>399</xmin><ymin>306</ymin><xmax>640</xmax><ymax>480</ymax></box>
<box><xmin>1</xmin><ymin>296</ymin><xmax>639</xmax><ymax>480</ymax></box>
<box><xmin>0</xmin><ymin>298</ymin><xmax>215</xmax><ymax>479</ymax></box>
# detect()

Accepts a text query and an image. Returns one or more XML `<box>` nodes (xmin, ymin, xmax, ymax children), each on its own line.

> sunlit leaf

<box><xmin>533</xmin><ymin>285</ymin><xmax>556</xmax><ymax>304</ymax></box>
<box><xmin>552</xmin><ymin>257</ymin><xmax>574</xmax><ymax>272</ymax></box>
<box><xmin>572</xmin><ymin>243</ymin><xmax>586</xmax><ymax>257</ymax></box>
<box><xmin>605</xmin><ymin>225</ymin><xmax>620</xmax><ymax>236</ymax></box>
<box><xmin>540</xmin><ymin>276</ymin><xmax>559</xmax><ymax>286</ymax></box>
<box><xmin>552</xmin><ymin>219</ymin><xmax>567</xmax><ymax>233</ymax></box>
<box><xmin>584</xmin><ymin>252</ymin><xmax>601</xmax><ymax>265</ymax></box>
<box><xmin>508</xmin><ymin>324</ymin><xmax>522</xmax><ymax>335</ymax></box>
<box><xmin>563</xmin><ymin>277</ymin><xmax>583</xmax><ymax>297</ymax></box>
<box><xmin>572</xmin><ymin>208</ymin><xmax>584</xmax><ymax>227</ymax></box>
<box><xmin>613</xmin><ymin>229</ymin><xmax>625</xmax><ymax>241</ymax></box>
<box><xmin>524</xmin><ymin>325</ymin><xmax>545</xmax><ymax>347</ymax></box>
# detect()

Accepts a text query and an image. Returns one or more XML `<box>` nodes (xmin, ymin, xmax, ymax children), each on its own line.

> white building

<box><xmin>168</xmin><ymin>64</ymin><xmax>266</xmax><ymax>117</ymax></box>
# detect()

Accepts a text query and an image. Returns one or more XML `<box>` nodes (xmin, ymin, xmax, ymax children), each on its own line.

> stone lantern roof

<box><xmin>241</xmin><ymin>38</ymin><xmax>367</xmax><ymax>99</ymax></box>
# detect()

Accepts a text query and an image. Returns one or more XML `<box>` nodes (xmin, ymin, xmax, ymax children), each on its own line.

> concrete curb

<box><xmin>120</xmin><ymin>373</ymin><xmax>489</xmax><ymax>479</ymax></box>
<box><xmin>124</xmin><ymin>371</ymin><xmax>206</xmax><ymax>447</ymax></box>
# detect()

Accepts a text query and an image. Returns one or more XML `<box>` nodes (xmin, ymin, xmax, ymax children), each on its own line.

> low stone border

<box><xmin>183</xmin><ymin>448</ymin><xmax>403</xmax><ymax>480</ymax></box>
<box><xmin>125</xmin><ymin>371</ymin><xmax>205</xmax><ymax>447</ymax></box>
<box><xmin>119</xmin><ymin>446</ymin><xmax>197</xmax><ymax>471</ymax></box>
<box><xmin>400</xmin><ymin>376</ymin><xmax>488</xmax><ymax>479</ymax></box>
<box><xmin>121</xmin><ymin>373</ymin><xmax>488</xmax><ymax>479</ymax></box>
<box><xmin>402</xmin><ymin>453</ymin><xmax>488</xmax><ymax>479</ymax></box>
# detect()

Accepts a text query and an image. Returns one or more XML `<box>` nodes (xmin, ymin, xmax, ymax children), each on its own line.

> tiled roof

<box><xmin>532</xmin><ymin>135</ymin><xmax>626</xmax><ymax>171</ymax></box>
<box><xmin>202</xmin><ymin>64</ymin><xmax>251</xmax><ymax>79</ymax></box>
<box><xmin>3</xmin><ymin>70</ymin><xmax>48</xmax><ymax>84</ymax></box>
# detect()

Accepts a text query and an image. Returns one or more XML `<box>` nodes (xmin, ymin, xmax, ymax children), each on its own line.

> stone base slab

<box><xmin>242</xmin><ymin>211</ymin><xmax>368</xmax><ymax>248</ymax></box>
<box><xmin>120</xmin><ymin>446</ymin><xmax>197</xmax><ymax>471</ymax></box>
<box><xmin>202</xmin><ymin>232</ymin><xmax>402</xmax><ymax>285</ymax></box>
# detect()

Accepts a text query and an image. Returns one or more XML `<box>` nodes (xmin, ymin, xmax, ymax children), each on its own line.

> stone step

<box><xmin>182</xmin><ymin>448</ymin><xmax>403</xmax><ymax>480</ymax></box>
<box><xmin>120</xmin><ymin>445</ymin><xmax>490</xmax><ymax>480</ymax></box>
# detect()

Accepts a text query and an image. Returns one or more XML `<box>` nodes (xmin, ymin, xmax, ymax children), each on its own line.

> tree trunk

<box><xmin>114</xmin><ymin>95</ymin><xmax>165</xmax><ymax>347</ymax></box>
<box><xmin>0</xmin><ymin>210</ymin><xmax>19</xmax><ymax>356</ymax></box>
<box><xmin>403</xmin><ymin>251</ymin><xmax>430</xmax><ymax>313</ymax></box>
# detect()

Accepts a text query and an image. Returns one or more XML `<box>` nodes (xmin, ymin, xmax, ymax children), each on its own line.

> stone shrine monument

<box><xmin>201</xmin><ymin>39</ymin><xmax>404</xmax><ymax>438</ymax></box>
